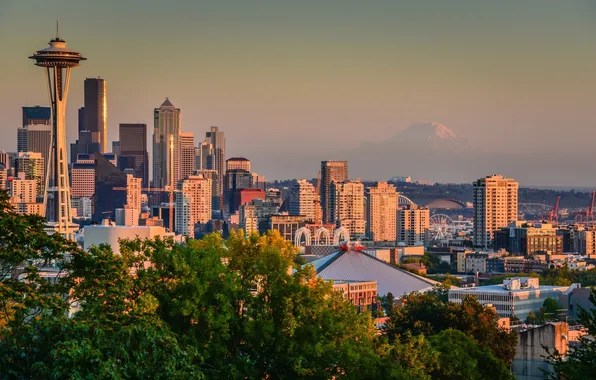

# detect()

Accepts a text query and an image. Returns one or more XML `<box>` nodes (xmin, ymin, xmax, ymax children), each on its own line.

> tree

<box><xmin>429</xmin><ymin>330</ymin><xmax>514</xmax><ymax>380</ymax></box>
<box><xmin>385</xmin><ymin>291</ymin><xmax>518</xmax><ymax>365</ymax></box>
<box><xmin>543</xmin><ymin>297</ymin><xmax>562</xmax><ymax>322</ymax></box>
<box><xmin>547</xmin><ymin>289</ymin><xmax>596</xmax><ymax>379</ymax></box>
<box><xmin>0</xmin><ymin>190</ymin><xmax>78</xmax><ymax>329</ymax></box>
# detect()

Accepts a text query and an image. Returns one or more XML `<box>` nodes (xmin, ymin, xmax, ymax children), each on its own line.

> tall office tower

<box><xmin>118</xmin><ymin>123</ymin><xmax>149</xmax><ymax>188</ymax></box>
<box><xmin>71</xmin><ymin>160</ymin><xmax>95</xmax><ymax>199</ymax></box>
<box><xmin>367</xmin><ymin>182</ymin><xmax>398</xmax><ymax>242</ymax></box>
<box><xmin>93</xmin><ymin>153</ymin><xmax>127</xmax><ymax>222</ymax></box>
<box><xmin>30</xmin><ymin>32</ymin><xmax>85</xmax><ymax>239</ymax></box>
<box><xmin>22</xmin><ymin>106</ymin><xmax>51</xmax><ymax>126</ymax></box>
<box><xmin>153</xmin><ymin>98</ymin><xmax>181</xmax><ymax>189</ymax></box>
<box><xmin>473</xmin><ymin>174</ymin><xmax>519</xmax><ymax>248</ymax></box>
<box><xmin>112</xmin><ymin>141</ymin><xmax>120</xmax><ymax>155</ymax></box>
<box><xmin>321</xmin><ymin>161</ymin><xmax>348</xmax><ymax>223</ymax></box>
<box><xmin>179</xmin><ymin>131</ymin><xmax>195</xmax><ymax>181</ymax></box>
<box><xmin>396</xmin><ymin>204</ymin><xmax>430</xmax><ymax>246</ymax></box>
<box><xmin>329</xmin><ymin>179</ymin><xmax>366</xmax><ymax>239</ymax></box>
<box><xmin>196</xmin><ymin>141</ymin><xmax>213</xmax><ymax>170</ymax></box>
<box><xmin>18</xmin><ymin>107</ymin><xmax>51</xmax><ymax>180</ymax></box>
<box><xmin>289</xmin><ymin>179</ymin><xmax>318</xmax><ymax>222</ymax></box>
<box><xmin>226</xmin><ymin>157</ymin><xmax>250</xmax><ymax>172</ymax></box>
<box><xmin>83</xmin><ymin>78</ymin><xmax>108</xmax><ymax>153</ymax></box>
<box><xmin>175</xmin><ymin>175</ymin><xmax>212</xmax><ymax>237</ymax></box>
<box><xmin>13</xmin><ymin>152</ymin><xmax>45</xmax><ymax>195</ymax></box>
<box><xmin>205</xmin><ymin>126</ymin><xmax>225</xmax><ymax>200</ymax></box>
<box><xmin>223</xmin><ymin>169</ymin><xmax>252</xmax><ymax>214</ymax></box>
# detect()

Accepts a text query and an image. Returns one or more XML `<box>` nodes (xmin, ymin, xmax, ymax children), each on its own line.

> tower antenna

<box><xmin>56</xmin><ymin>21</ymin><xmax>59</xmax><ymax>39</ymax></box>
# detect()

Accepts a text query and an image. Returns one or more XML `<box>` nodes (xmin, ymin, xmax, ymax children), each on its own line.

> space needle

<box><xmin>29</xmin><ymin>25</ymin><xmax>86</xmax><ymax>240</ymax></box>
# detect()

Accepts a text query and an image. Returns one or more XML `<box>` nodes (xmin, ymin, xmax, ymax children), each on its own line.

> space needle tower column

<box><xmin>29</xmin><ymin>29</ymin><xmax>86</xmax><ymax>240</ymax></box>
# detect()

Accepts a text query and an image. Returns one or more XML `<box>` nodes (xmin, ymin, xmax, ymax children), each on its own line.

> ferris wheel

<box><xmin>429</xmin><ymin>214</ymin><xmax>455</xmax><ymax>240</ymax></box>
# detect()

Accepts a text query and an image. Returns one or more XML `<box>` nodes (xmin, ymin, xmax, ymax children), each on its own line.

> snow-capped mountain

<box><xmin>393</xmin><ymin>122</ymin><xmax>466</xmax><ymax>146</ymax></box>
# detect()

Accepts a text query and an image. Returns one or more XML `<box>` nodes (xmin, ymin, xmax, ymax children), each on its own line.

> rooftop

<box><xmin>310</xmin><ymin>249</ymin><xmax>438</xmax><ymax>296</ymax></box>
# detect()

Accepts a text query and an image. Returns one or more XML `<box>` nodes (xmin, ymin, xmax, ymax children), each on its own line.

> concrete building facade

<box><xmin>175</xmin><ymin>175</ymin><xmax>212</xmax><ymax>237</ymax></box>
<box><xmin>367</xmin><ymin>181</ymin><xmax>398</xmax><ymax>242</ymax></box>
<box><xmin>289</xmin><ymin>179</ymin><xmax>318</xmax><ymax>222</ymax></box>
<box><xmin>396</xmin><ymin>204</ymin><xmax>430</xmax><ymax>246</ymax></box>
<box><xmin>320</xmin><ymin>161</ymin><xmax>348</xmax><ymax>224</ymax></box>
<box><xmin>473</xmin><ymin>174</ymin><xmax>519</xmax><ymax>248</ymax></box>
<box><xmin>329</xmin><ymin>180</ymin><xmax>366</xmax><ymax>239</ymax></box>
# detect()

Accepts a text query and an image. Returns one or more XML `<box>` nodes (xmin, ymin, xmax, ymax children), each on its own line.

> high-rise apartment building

<box><xmin>205</xmin><ymin>126</ymin><xmax>225</xmax><ymax>200</ymax></box>
<box><xmin>118</xmin><ymin>123</ymin><xmax>149</xmax><ymax>188</ymax></box>
<box><xmin>368</xmin><ymin>182</ymin><xmax>398</xmax><ymax>242</ymax></box>
<box><xmin>179</xmin><ymin>131</ymin><xmax>195</xmax><ymax>181</ymax></box>
<box><xmin>0</xmin><ymin>165</ymin><xmax>7</xmax><ymax>190</ymax></box>
<box><xmin>329</xmin><ymin>180</ymin><xmax>366</xmax><ymax>239</ymax></box>
<box><xmin>397</xmin><ymin>204</ymin><xmax>430</xmax><ymax>246</ymax></box>
<box><xmin>175</xmin><ymin>175</ymin><xmax>212</xmax><ymax>237</ymax></box>
<box><xmin>13</xmin><ymin>152</ymin><xmax>44</xmax><ymax>195</ymax></box>
<box><xmin>473</xmin><ymin>175</ymin><xmax>519</xmax><ymax>248</ymax></box>
<box><xmin>10</xmin><ymin>178</ymin><xmax>38</xmax><ymax>204</ymax></box>
<box><xmin>289</xmin><ymin>179</ymin><xmax>318</xmax><ymax>222</ymax></box>
<box><xmin>83</xmin><ymin>78</ymin><xmax>108</xmax><ymax>153</ymax></box>
<box><xmin>226</xmin><ymin>157</ymin><xmax>250</xmax><ymax>172</ymax></box>
<box><xmin>153</xmin><ymin>98</ymin><xmax>181</xmax><ymax>189</ymax></box>
<box><xmin>321</xmin><ymin>161</ymin><xmax>348</xmax><ymax>223</ymax></box>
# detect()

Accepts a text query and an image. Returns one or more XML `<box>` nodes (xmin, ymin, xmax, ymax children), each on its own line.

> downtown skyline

<box><xmin>2</xmin><ymin>1</ymin><xmax>596</xmax><ymax>186</ymax></box>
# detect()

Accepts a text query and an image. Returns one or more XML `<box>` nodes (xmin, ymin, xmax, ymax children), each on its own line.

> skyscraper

<box><xmin>223</xmin><ymin>169</ymin><xmax>252</xmax><ymax>214</ymax></box>
<box><xmin>321</xmin><ymin>161</ymin><xmax>348</xmax><ymax>224</ymax></box>
<box><xmin>152</xmin><ymin>98</ymin><xmax>180</xmax><ymax>189</ymax></box>
<box><xmin>329</xmin><ymin>179</ymin><xmax>366</xmax><ymax>239</ymax></box>
<box><xmin>30</xmin><ymin>32</ymin><xmax>85</xmax><ymax>239</ymax></box>
<box><xmin>18</xmin><ymin>107</ymin><xmax>51</xmax><ymax>191</ymax></box>
<box><xmin>289</xmin><ymin>179</ymin><xmax>318</xmax><ymax>222</ymax></box>
<box><xmin>119</xmin><ymin>123</ymin><xmax>149</xmax><ymax>188</ymax></box>
<box><xmin>93</xmin><ymin>153</ymin><xmax>127</xmax><ymax>222</ymax></box>
<box><xmin>397</xmin><ymin>204</ymin><xmax>430</xmax><ymax>246</ymax></box>
<box><xmin>473</xmin><ymin>174</ymin><xmax>519</xmax><ymax>248</ymax></box>
<box><xmin>205</xmin><ymin>126</ymin><xmax>225</xmax><ymax>202</ymax></box>
<box><xmin>83</xmin><ymin>77</ymin><xmax>108</xmax><ymax>153</ymax></box>
<box><xmin>367</xmin><ymin>182</ymin><xmax>398</xmax><ymax>242</ymax></box>
<box><xmin>226</xmin><ymin>157</ymin><xmax>251</xmax><ymax>172</ymax></box>
<box><xmin>179</xmin><ymin>131</ymin><xmax>195</xmax><ymax>181</ymax></box>
<box><xmin>195</xmin><ymin>141</ymin><xmax>213</xmax><ymax>170</ymax></box>
<box><xmin>175</xmin><ymin>175</ymin><xmax>212</xmax><ymax>237</ymax></box>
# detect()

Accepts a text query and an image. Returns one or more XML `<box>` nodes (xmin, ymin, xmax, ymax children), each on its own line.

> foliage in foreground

<box><xmin>547</xmin><ymin>289</ymin><xmax>596</xmax><ymax>380</ymax></box>
<box><xmin>0</xmin><ymin>190</ymin><xmax>518</xmax><ymax>379</ymax></box>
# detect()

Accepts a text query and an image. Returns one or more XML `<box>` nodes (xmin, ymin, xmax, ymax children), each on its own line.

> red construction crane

<box><xmin>586</xmin><ymin>191</ymin><xmax>596</xmax><ymax>226</ymax></box>
<box><xmin>548</xmin><ymin>196</ymin><xmax>560</xmax><ymax>223</ymax></box>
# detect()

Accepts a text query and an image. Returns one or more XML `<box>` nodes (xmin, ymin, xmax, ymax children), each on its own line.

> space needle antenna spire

<box><xmin>29</xmin><ymin>27</ymin><xmax>86</xmax><ymax>240</ymax></box>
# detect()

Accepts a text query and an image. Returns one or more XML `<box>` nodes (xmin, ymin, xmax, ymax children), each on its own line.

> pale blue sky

<box><xmin>1</xmin><ymin>1</ymin><xmax>596</xmax><ymax>184</ymax></box>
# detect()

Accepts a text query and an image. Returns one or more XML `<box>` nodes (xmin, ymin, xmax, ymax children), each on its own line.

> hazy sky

<box><xmin>1</xmin><ymin>1</ymin><xmax>596</xmax><ymax>184</ymax></box>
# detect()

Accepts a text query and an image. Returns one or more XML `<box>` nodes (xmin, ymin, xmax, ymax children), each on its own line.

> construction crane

<box><xmin>548</xmin><ymin>196</ymin><xmax>560</xmax><ymax>224</ymax></box>
<box><xmin>584</xmin><ymin>191</ymin><xmax>595</xmax><ymax>226</ymax></box>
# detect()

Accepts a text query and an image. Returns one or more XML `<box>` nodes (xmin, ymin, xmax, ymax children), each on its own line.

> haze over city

<box><xmin>2</xmin><ymin>1</ymin><xmax>596</xmax><ymax>186</ymax></box>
